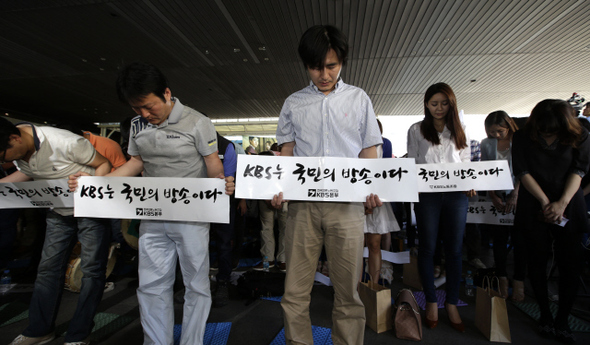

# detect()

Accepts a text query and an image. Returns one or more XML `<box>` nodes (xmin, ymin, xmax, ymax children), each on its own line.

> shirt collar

<box><xmin>16</xmin><ymin>122</ymin><xmax>41</xmax><ymax>150</ymax></box>
<box><xmin>155</xmin><ymin>97</ymin><xmax>183</xmax><ymax>127</ymax></box>
<box><xmin>539</xmin><ymin>136</ymin><xmax>560</xmax><ymax>150</ymax></box>
<box><xmin>168</xmin><ymin>97</ymin><xmax>183</xmax><ymax>124</ymax></box>
<box><xmin>308</xmin><ymin>78</ymin><xmax>345</xmax><ymax>95</ymax></box>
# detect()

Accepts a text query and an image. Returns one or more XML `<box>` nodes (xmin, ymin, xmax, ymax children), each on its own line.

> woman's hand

<box><xmin>490</xmin><ymin>192</ymin><xmax>505</xmax><ymax>212</ymax></box>
<box><xmin>543</xmin><ymin>200</ymin><xmax>567</xmax><ymax>223</ymax></box>
<box><xmin>463</xmin><ymin>189</ymin><xmax>476</xmax><ymax>198</ymax></box>
<box><xmin>504</xmin><ymin>191</ymin><xmax>518</xmax><ymax>213</ymax></box>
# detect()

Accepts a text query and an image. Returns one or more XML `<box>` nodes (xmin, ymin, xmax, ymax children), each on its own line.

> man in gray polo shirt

<box><xmin>71</xmin><ymin>62</ymin><xmax>234</xmax><ymax>345</ymax></box>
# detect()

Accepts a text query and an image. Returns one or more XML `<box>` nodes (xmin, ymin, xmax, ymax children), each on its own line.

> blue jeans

<box><xmin>414</xmin><ymin>192</ymin><xmax>468</xmax><ymax>305</ymax></box>
<box><xmin>0</xmin><ymin>208</ymin><xmax>19</xmax><ymax>268</ymax></box>
<box><xmin>23</xmin><ymin>211</ymin><xmax>110</xmax><ymax>342</ymax></box>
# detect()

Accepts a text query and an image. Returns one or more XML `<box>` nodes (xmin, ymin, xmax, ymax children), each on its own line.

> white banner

<box><xmin>236</xmin><ymin>155</ymin><xmax>419</xmax><ymax>202</ymax></box>
<box><xmin>363</xmin><ymin>248</ymin><xmax>410</xmax><ymax>264</ymax></box>
<box><xmin>417</xmin><ymin>161</ymin><xmax>513</xmax><ymax>193</ymax></box>
<box><xmin>0</xmin><ymin>179</ymin><xmax>72</xmax><ymax>209</ymax></box>
<box><xmin>74</xmin><ymin>176</ymin><xmax>229</xmax><ymax>223</ymax></box>
<box><xmin>466</xmin><ymin>201</ymin><xmax>515</xmax><ymax>225</ymax></box>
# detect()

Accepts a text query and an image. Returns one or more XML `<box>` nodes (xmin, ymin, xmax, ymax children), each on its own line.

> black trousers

<box><xmin>488</xmin><ymin>224</ymin><xmax>527</xmax><ymax>280</ymax></box>
<box><xmin>211</xmin><ymin>197</ymin><xmax>237</xmax><ymax>282</ymax></box>
<box><xmin>526</xmin><ymin>222</ymin><xmax>582</xmax><ymax>327</ymax></box>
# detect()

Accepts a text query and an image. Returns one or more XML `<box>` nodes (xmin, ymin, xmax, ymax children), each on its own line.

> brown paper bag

<box><xmin>475</xmin><ymin>276</ymin><xmax>511</xmax><ymax>343</ymax></box>
<box><xmin>403</xmin><ymin>254</ymin><xmax>422</xmax><ymax>290</ymax></box>
<box><xmin>359</xmin><ymin>279</ymin><xmax>392</xmax><ymax>333</ymax></box>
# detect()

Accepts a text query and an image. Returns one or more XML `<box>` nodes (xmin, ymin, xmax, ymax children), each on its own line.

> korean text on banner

<box><xmin>0</xmin><ymin>179</ymin><xmax>73</xmax><ymax>209</ymax></box>
<box><xmin>74</xmin><ymin>176</ymin><xmax>229</xmax><ymax>223</ymax></box>
<box><xmin>467</xmin><ymin>201</ymin><xmax>515</xmax><ymax>226</ymax></box>
<box><xmin>417</xmin><ymin>160</ymin><xmax>513</xmax><ymax>193</ymax></box>
<box><xmin>236</xmin><ymin>155</ymin><xmax>419</xmax><ymax>202</ymax></box>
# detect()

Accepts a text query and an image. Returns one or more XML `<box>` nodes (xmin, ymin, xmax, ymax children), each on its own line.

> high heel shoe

<box><xmin>445</xmin><ymin>303</ymin><xmax>465</xmax><ymax>333</ymax></box>
<box><xmin>425</xmin><ymin>302</ymin><xmax>438</xmax><ymax>329</ymax></box>
<box><xmin>425</xmin><ymin>317</ymin><xmax>438</xmax><ymax>329</ymax></box>
<box><xmin>450</xmin><ymin>320</ymin><xmax>465</xmax><ymax>333</ymax></box>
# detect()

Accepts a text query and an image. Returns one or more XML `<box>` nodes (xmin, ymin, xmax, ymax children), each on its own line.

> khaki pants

<box><xmin>281</xmin><ymin>201</ymin><xmax>366</xmax><ymax>345</ymax></box>
<box><xmin>258</xmin><ymin>200</ymin><xmax>287</xmax><ymax>262</ymax></box>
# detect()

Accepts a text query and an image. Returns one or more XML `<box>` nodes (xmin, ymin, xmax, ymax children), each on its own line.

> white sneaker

<box><xmin>9</xmin><ymin>333</ymin><xmax>55</xmax><ymax>345</ymax></box>
<box><xmin>469</xmin><ymin>258</ymin><xmax>487</xmax><ymax>269</ymax></box>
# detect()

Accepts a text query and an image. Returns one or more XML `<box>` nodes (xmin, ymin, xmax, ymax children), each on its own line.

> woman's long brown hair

<box><xmin>420</xmin><ymin>83</ymin><xmax>467</xmax><ymax>150</ymax></box>
<box><xmin>484</xmin><ymin>110</ymin><xmax>518</xmax><ymax>138</ymax></box>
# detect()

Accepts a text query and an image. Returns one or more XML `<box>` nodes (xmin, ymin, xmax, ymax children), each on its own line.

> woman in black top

<box><xmin>512</xmin><ymin>99</ymin><xmax>590</xmax><ymax>343</ymax></box>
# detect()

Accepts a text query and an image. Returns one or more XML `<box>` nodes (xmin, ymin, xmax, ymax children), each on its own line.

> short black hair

<box><xmin>298</xmin><ymin>25</ymin><xmax>348</xmax><ymax>69</ymax></box>
<box><xmin>0</xmin><ymin>117</ymin><xmax>20</xmax><ymax>152</ymax></box>
<box><xmin>116</xmin><ymin>62</ymin><xmax>169</xmax><ymax>104</ymax></box>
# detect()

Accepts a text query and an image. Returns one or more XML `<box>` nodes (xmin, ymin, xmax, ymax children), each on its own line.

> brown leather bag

<box><xmin>393</xmin><ymin>289</ymin><xmax>423</xmax><ymax>341</ymax></box>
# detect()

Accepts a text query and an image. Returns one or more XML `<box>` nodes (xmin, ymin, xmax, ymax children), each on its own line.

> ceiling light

<box><xmin>258</xmin><ymin>46</ymin><xmax>266</xmax><ymax>51</ymax></box>
<box><xmin>233</xmin><ymin>48</ymin><xmax>241</xmax><ymax>53</ymax></box>
<box><xmin>418</xmin><ymin>40</ymin><xmax>423</xmax><ymax>44</ymax></box>
<box><xmin>205</xmin><ymin>50</ymin><xmax>210</xmax><ymax>54</ymax></box>
<box><xmin>100</xmin><ymin>57</ymin><xmax>106</xmax><ymax>61</ymax></box>
<box><xmin>243</xmin><ymin>59</ymin><xmax>248</xmax><ymax>62</ymax></box>
<box><xmin>444</xmin><ymin>38</ymin><xmax>450</xmax><ymax>42</ymax></box>
<box><xmin>82</xmin><ymin>59</ymin><xmax>87</xmax><ymax>62</ymax></box>
<box><xmin>264</xmin><ymin>58</ymin><xmax>269</xmax><ymax>61</ymax></box>
<box><xmin>4</xmin><ymin>113</ymin><xmax>8</xmax><ymax>116</ymax></box>
<box><xmin>99</xmin><ymin>68</ymin><xmax>104</xmax><ymax>71</ymax></box>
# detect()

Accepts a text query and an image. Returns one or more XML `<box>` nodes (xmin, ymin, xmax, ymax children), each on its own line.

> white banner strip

<box><xmin>417</xmin><ymin>160</ymin><xmax>513</xmax><ymax>193</ymax></box>
<box><xmin>362</xmin><ymin>248</ymin><xmax>410</xmax><ymax>264</ymax></box>
<box><xmin>74</xmin><ymin>176</ymin><xmax>229</xmax><ymax>223</ymax></box>
<box><xmin>0</xmin><ymin>179</ymin><xmax>72</xmax><ymax>209</ymax></box>
<box><xmin>314</xmin><ymin>272</ymin><xmax>332</xmax><ymax>286</ymax></box>
<box><xmin>236</xmin><ymin>155</ymin><xmax>419</xmax><ymax>202</ymax></box>
<box><xmin>466</xmin><ymin>201</ymin><xmax>515</xmax><ymax>226</ymax></box>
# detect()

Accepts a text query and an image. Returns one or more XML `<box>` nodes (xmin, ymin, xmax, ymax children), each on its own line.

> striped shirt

<box><xmin>276</xmin><ymin>80</ymin><xmax>382</xmax><ymax>158</ymax></box>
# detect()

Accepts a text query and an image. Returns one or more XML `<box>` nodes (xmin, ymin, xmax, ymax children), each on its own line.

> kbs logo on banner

<box><xmin>136</xmin><ymin>208</ymin><xmax>163</xmax><ymax>217</ymax></box>
<box><xmin>307</xmin><ymin>189</ymin><xmax>339</xmax><ymax>198</ymax></box>
<box><xmin>30</xmin><ymin>201</ymin><xmax>54</xmax><ymax>207</ymax></box>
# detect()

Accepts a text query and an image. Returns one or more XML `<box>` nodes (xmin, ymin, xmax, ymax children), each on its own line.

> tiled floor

<box><xmin>1</xmin><ymin>248</ymin><xmax>589</xmax><ymax>344</ymax></box>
